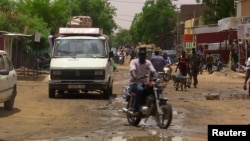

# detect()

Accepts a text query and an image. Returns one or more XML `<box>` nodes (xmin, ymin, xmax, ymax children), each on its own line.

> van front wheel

<box><xmin>49</xmin><ymin>85</ymin><xmax>56</xmax><ymax>98</ymax></box>
<box><xmin>4</xmin><ymin>87</ymin><xmax>16</xmax><ymax>111</ymax></box>
<box><xmin>103</xmin><ymin>85</ymin><xmax>112</xmax><ymax>99</ymax></box>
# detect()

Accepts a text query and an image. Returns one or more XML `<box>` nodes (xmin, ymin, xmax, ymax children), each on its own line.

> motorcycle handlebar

<box><xmin>137</xmin><ymin>75</ymin><xmax>149</xmax><ymax>80</ymax></box>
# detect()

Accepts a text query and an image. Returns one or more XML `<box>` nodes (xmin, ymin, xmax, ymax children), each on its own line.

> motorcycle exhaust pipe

<box><xmin>122</xmin><ymin>108</ymin><xmax>128</xmax><ymax>113</ymax></box>
<box><xmin>122</xmin><ymin>108</ymin><xmax>129</xmax><ymax>113</ymax></box>
<box><xmin>122</xmin><ymin>108</ymin><xmax>134</xmax><ymax>115</ymax></box>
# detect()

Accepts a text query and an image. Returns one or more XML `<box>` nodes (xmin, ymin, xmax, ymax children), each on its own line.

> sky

<box><xmin>109</xmin><ymin>0</ymin><xmax>199</xmax><ymax>29</ymax></box>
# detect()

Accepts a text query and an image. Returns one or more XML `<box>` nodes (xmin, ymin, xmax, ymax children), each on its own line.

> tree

<box><xmin>0</xmin><ymin>13</ymin><xmax>8</xmax><ymax>30</ymax></box>
<box><xmin>196</xmin><ymin>0</ymin><xmax>202</xmax><ymax>4</ymax></box>
<box><xmin>202</xmin><ymin>0</ymin><xmax>236</xmax><ymax>24</ymax></box>
<box><xmin>111</xmin><ymin>29</ymin><xmax>132</xmax><ymax>48</ymax></box>
<box><xmin>16</xmin><ymin>0</ymin><xmax>69</xmax><ymax>31</ymax></box>
<box><xmin>129</xmin><ymin>0</ymin><xmax>177</xmax><ymax>48</ymax></box>
<box><xmin>0</xmin><ymin>0</ymin><xmax>118</xmax><ymax>52</ymax></box>
<box><xmin>0</xmin><ymin>0</ymin><xmax>17</xmax><ymax>31</ymax></box>
<box><xmin>15</xmin><ymin>0</ymin><xmax>117</xmax><ymax>35</ymax></box>
<box><xmin>69</xmin><ymin>0</ymin><xmax>118</xmax><ymax>35</ymax></box>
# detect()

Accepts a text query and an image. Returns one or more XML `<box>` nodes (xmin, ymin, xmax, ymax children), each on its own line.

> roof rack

<box><xmin>59</xmin><ymin>28</ymin><xmax>103</xmax><ymax>36</ymax></box>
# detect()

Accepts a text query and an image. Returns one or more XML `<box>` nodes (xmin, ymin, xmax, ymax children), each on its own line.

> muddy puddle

<box><xmin>53</xmin><ymin>135</ymin><xmax>188</xmax><ymax>141</ymax></box>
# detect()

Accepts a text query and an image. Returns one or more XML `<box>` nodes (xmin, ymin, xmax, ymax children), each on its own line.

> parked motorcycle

<box><xmin>37</xmin><ymin>53</ymin><xmax>51</xmax><ymax>70</ymax></box>
<box><xmin>214</xmin><ymin>58</ymin><xmax>223</xmax><ymax>71</ymax></box>
<box><xmin>122</xmin><ymin>72</ymin><xmax>172</xmax><ymax>129</ymax></box>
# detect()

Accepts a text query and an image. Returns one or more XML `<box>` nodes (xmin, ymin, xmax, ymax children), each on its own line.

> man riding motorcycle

<box><xmin>163</xmin><ymin>52</ymin><xmax>173</xmax><ymax>79</ymax></box>
<box><xmin>150</xmin><ymin>50</ymin><xmax>166</xmax><ymax>72</ymax></box>
<box><xmin>129</xmin><ymin>47</ymin><xmax>156</xmax><ymax>115</ymax></box>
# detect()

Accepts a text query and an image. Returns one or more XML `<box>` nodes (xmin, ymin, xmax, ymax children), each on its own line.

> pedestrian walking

<box><xmin>188</xmin><ymin>48</ymin><xmax>202</xmax><ymax>88</ymax></box>
<box><xmin>175</xmin><ymin>51</ymin><xmax>189</xmax><ymax>90</ymax></box>
<box><xmin>243</xmin><ymin>56</ymin><xmax>250</xmax><ymax>92</ymax></box>
<box><xmin>175</xmin><ymin>51</ymin><xmax>189</xmax><ymax>77</ymax></box>
<box><xmin>206</xmin><ymin>53</ymin><xmax>214</xmax><ymax>74</ymax></box>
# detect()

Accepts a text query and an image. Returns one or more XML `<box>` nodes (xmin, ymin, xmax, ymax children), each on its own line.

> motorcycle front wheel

<box><xmin>126</xmin><ymin>97</ymin><xmax>142</xmax><ymax>126</ymax></box>
<box><xmin>163</xmin><ymin>73</ymin><xmax>170</xmax><ymax>82</ymax></box>
<box><xmin>155</xmin><ymin>102</ymin><xmax>172</xmax><ymax>129</ymax></box>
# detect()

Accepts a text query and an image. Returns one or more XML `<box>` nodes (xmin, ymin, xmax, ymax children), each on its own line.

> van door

<box><xmin>3</xmin><ymin>54</ymin><xmax>16</xmax><ymax>90</ymax></box>
<box><xmin>0</xmin><ymin>54</ymin><xmax>9</xmax><ymax>99</ymax></box>
<box><xmin>106</xmin><ymin>41</ymin><xmax>114</xmax><ymax>76</ymax></box>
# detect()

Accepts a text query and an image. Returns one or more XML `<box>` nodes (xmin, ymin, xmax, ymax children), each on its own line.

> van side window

<box><xmin>2</xmin><ymin>55</ymin><xmax>10</xmax><ymax>70</ymax></box>
<box><xmin>6</xmin><ymin>55</ymin><xmax>14</xmax><ymax>70</ymax></box>
<box><xmin>0</xmin><ymin>55</ymin><xmax>4</xmax><ymax>70</ymax></box>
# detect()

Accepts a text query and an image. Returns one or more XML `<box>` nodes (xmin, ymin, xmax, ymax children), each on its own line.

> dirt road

<box><xmin>0</xmin><ymin>59</ymin><xmax>250</xmax><ymax>141</ymax></box>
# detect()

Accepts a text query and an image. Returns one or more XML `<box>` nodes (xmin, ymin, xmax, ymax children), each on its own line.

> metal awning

<box><xmin>0</xmin><ymin>31</ymin><xmax>9</xmax><ymax>35</ymax></box>
<box><xmin>3</xmin><ymin>33</ymin><xmax>32</xmax><ymax>37</ymax></box>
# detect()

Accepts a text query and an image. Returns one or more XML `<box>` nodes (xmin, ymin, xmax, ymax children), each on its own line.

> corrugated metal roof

<box><xmin>0</xmin><ymin>31</ymin><xmax>9</xmax><ymax>35</ymax></box>
<box><xmin>3</xmin><ymin>33</ymin><xmax>32</xmax><ymax>37</ymax></box>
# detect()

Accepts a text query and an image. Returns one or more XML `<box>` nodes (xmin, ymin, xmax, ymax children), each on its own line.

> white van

<box><xmin>0</xmin><ymin>50</ymin><xmax>17</xmax><ymax>110</ymax></box>
<box><xmin>48</xmin><ymin>28</ymin><xmax>114</xmax><ymax>99</ymax></box>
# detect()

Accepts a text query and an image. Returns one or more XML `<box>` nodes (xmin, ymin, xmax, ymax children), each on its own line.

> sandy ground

<box><xmin>115</xmin><ymin>57</ymin><xmax>250</xmax><ymax>140</ymax></box>
<box><xmin>0</xmin><ymin>56</ymin><xmax>249</xmax><ymax>141</ymax></box>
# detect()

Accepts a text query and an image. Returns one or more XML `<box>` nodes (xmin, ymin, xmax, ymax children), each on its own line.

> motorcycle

<box><xmin>122</xmin><ymin>72</ymin><xmax>172</xmax><ymax>129</ymax></box>
<box><xmin>163</xmin><ymin>65</ymin><xmax>172</xmax><ymax>82</ymax></box>
<box><xmin>36</xmin><ymin>53</ymin><xmax>51</xmax><ymax>70</ymax></box>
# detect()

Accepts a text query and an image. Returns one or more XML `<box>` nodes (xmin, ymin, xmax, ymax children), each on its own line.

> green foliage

<box><xmin>129</xmin><ymin>0</ymin><xmax>176</xmax><ymax>46</ymax></box>
<box><xmin>111</xmin><ymin>29</ymin><xmax>132</xmax><ymax>47</ymax></box>
<box><xmin>0</xmin><ymin>0</ymin><xmax>16</xmax><ymax>31</ymax></box>
<box><xmin>202</xmin><ymin>0</ymin><xmax>236</xmax><ymax>24</ymax></box>
<box><xmin>16</xmin><ymin>0</ymin><xmax>69</xmax><ymax>32</ymax></box>
<box><xmin>70</xmin><ymin>0</ymin><xmax>117</xmax><ymax>35</ymax></box>
<box><xmin>0</xmin><ymin>0</ymin><xmax>15</xmax><ymax>11</ymax></box>
<box><xmin>195</xmin><ymin>0</ymin><xmax>202</xmax><ymax>4</ymax></box>
<box><xmin>0</xmin><ymin>0</ymin><xmax>118</xmax><ymax>52</ymax></box>
<box><xmin>0</xmin><ymin>13</ymin><xmax>8</xmax><ymax>30</ymax></box>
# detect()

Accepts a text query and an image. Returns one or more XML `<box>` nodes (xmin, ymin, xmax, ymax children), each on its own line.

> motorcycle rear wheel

<box><xmin>155</xmin><ymin>102</ymin><xmax>172</xmax><ymax>129</ymax></box>
<box><xmin>126</xmin><ymin>97</ymin><xmax>142</xmax><ymax>126</ymax></box>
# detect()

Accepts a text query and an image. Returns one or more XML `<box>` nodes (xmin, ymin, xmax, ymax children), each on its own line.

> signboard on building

<box><xmin>237</xmin><ymin>24</ymin><xmax>245</xmax><ymax>39</ymax></box>
<box><xmin>34</xmin><ymin>31</ymin><xmax>41</xmax><ymax>42</ymax></box>
<box><xmin>241</xmin><ymin>16</ymin><xmax>250</xmax><ymax>24</ymax></box>
<box><xmin>237</xmin><ymin>24</ymin><xmax>250</xmax><ymax>39</ymax></box>
<box><xmin>218</xmin><ymin>17</ymin><xmax>241</xmax><ymax>31</ymax></box>
<box><xmin>218</xmin><ymin>16</ymin><xmax>250</xmax><ymax>32</ymax></box>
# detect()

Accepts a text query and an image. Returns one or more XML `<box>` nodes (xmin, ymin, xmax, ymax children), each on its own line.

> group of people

<box><xmin>150</xmin><ymin>50</ymin><xmax>172</xmax><ymax>73</ymax></box>
<box><xmin>174</xmin><ymin>48</ymin><xmax>202</xmax><ymax>88</ymax></box>
<box><xmin>128</xmin><ymin>47</ymin><xmax>201</xmax><ymax>115</ymax></box>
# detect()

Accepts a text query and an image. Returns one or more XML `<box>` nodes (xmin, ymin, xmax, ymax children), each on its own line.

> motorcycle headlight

<box><xmin>164</xmin><ymin>67</ymin><xmax>170</xmax><ymax>72</ymax></box>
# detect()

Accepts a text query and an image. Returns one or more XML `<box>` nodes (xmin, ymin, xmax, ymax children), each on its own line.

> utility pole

<box><xmin>176</xmin><ymin>8</ymin><xmax>181</xmax><ymax>46</ymax></box>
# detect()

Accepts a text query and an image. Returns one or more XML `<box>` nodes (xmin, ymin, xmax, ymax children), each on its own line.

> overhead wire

<box><xmin>114</xmin><ymin>17</ymin><xmax>132</xmax><ymax>22</ymax></box>
<box><xmin>109</xmin><ymin>0</ymin><xmax>143</xmax><ymax>23</ymax></box>
<box><xmin>109</xmin><ymin>0</ymin><xmax>142</xmax><ymax>24</ymax></box>
<box><xmin>109</xmin><ymin>0</ymin><xmax>197</xmax><ymax>28</ymax></box>
<box><xmin>116</xmin><ymin>14</ymin><xmax>134</xmax><ymax>17</ymax></box>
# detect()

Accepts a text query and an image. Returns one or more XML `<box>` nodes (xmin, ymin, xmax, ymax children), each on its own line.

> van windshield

<box><xmin>53</xmin><ymin>39</ymin><xmax>107</xmax><ymax>58</ymax></box>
